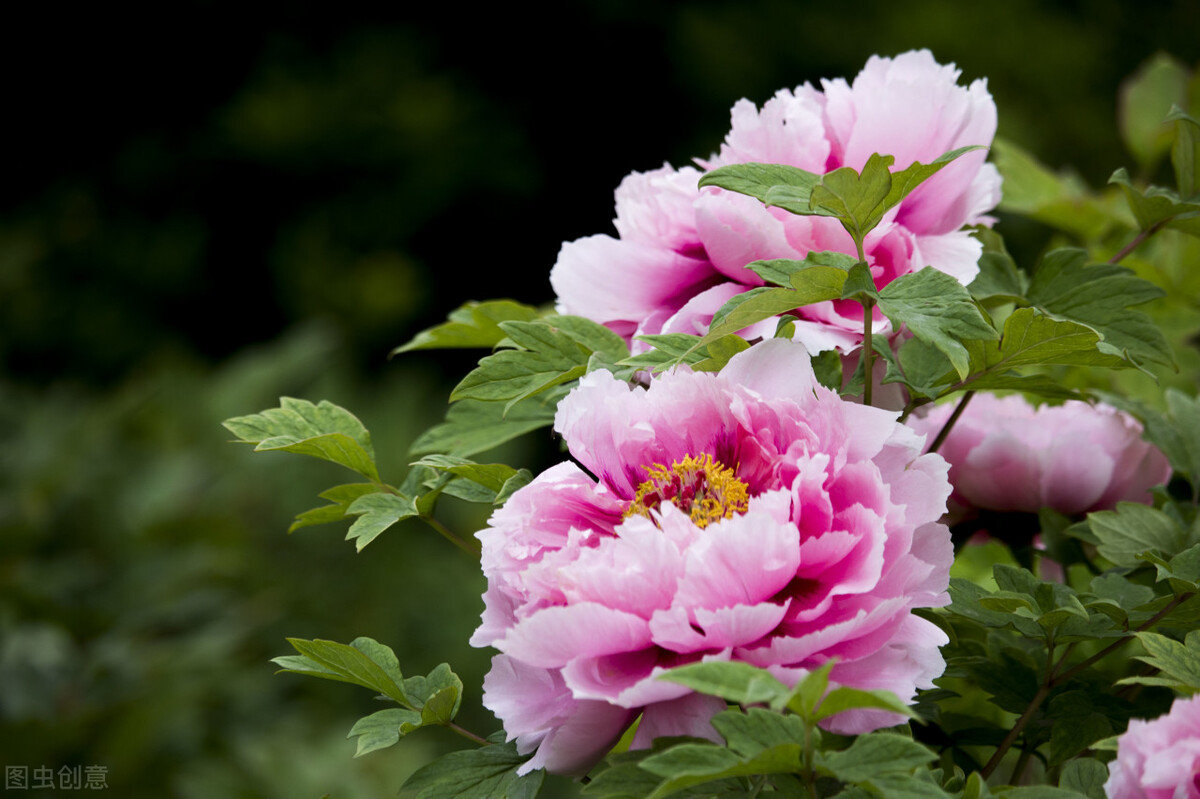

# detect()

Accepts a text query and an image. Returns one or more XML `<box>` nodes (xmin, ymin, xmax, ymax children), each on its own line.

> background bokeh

<box><xmin>3</xmin><ymin>2</ymin><xmax>1198</xmax><ymax>797</ymax></box>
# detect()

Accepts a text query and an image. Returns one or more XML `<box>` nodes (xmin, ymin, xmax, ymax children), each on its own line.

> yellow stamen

<box><xmin>624</xmin><ymin>453</ymin><xmax>749</xmax><ymax>529</ymax></box>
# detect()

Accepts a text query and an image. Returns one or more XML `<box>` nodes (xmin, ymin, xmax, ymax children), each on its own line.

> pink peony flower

<box><xmin>550</xmin><ymin>49</ymin><xmax>1001</xmax><ymax>355</ymax></box>
<box><xmin>471</xmin><ymin>339</ymin><xmax>954</xmax><ymax>774</ymax></box>
<box><xmin>907</xmin><ymin>394</ymin><xmax>1171</xmax><ymax>518</ymax></box>
<box><xmin>1105</xmin><ymin>693</ymin><xmax>1200</xmax><ymax>799</ymax></box>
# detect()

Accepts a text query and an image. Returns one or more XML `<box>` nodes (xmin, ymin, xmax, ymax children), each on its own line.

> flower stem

<box><xmin>927</xmin><ymin>391</ymin><xmax>975</xmax><ymax>454</ymax></box>
<box><xmin>421</xmin><ymin>515</ymin><xmax>482</xmax><ymax>558</ymax></box>
<box><xmin>854</xmin><ymin>234</ymin><xmax>874</xmax><ymax>409</ymax></box>
<box><xmin>1109</xmin><ymin>220</ymin><xmax>1167</xmax><ymax>264</ymax></box>
<box><xmin>446</xmin><ymin>721</ymin><xmax>491</xmax><ymax>746</ymax></box>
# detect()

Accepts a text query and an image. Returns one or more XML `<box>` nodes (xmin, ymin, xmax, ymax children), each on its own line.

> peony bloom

<box><xmin>907</xmin><ymin>394</ymin><xmax>1170</xmax><ymax>518</ymax></box>
<box><xmin>471</xmin><ymin>340</ymin><xmax>954</xmax><ymax>774</ymax></box>
<box><xmin>550</xmin><ymin>49</ymin><xmax>1001</xmax><ymax>355</ymax></box>
<box><xmin>1105</xmin><ymin>693</ymin><xmax>1200</xmax><ymax>799</ymax></box>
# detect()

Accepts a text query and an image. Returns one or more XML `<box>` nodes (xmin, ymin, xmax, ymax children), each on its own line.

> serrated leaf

<box><xmin>622</xmin><ymin>333</ymin><xmax>712</xmax><ymax>372</ymax></box>
<box><xmin>876</xmin><ymin>267</ymin><xmax>997</xmax><ymax>379</ymax></box>
<box><xmin>400</xmin><ymin>742</ymin><xmax>543</xmax><ymax>799</ymax></box>
<box><xmin>1124</xmin><ymin>630</ymin><xmax>1200</xmax><ymax>692</ymax></box>
<box><xmin>1090</xmin><ymin>502</ymin><xmax>1191</xmax><ymax>567</ymax></box>
<box><xmin>348</xmin><ymin>708</ymin><xmax>423</xmax><ymax>757</ymax></box>
<box><xmin>420</xmin><ymin>686</ymin><xmax>460</xmax><ymax>725</ymax></box>
<box><xmin>658</xmin><ymin>661</ymin><xmax>791</xmax><ymax>709</ymax></box>
<box><xmin>415</xmin><ymin>455</ymin><xmax>523</xmax><ymax>493</ymax></box>
<box><xmin>1026</xmin><ymin>248</ymin><xmax>1173</xmax><ymax>368</ymax></box>
<box><xmin>710</xmin><ymin>708</ymin><xmax>806</xmax><ymax>757</ymax></box>
<box><xmin>817</xmin><ymin>733</ymin><xmax>936</xmax><ymax>782</ymax></box>
<box><xmin>344</xmin><ymin>492</ymin><xmax>419</xmax><ymax>550</ymax></box>
<box><xmin>278</xmin><ymin>637</ymin><xmax>407</xmax><ymax>704</ymax></box>
<box><xmin>963</xmin><ymin>308</ymin><xmax>1130</xmax><ymax>378</ymax></box>
<box><xmin>224</xmin><ymin>397</ymin><xmax>380</xmax><ymax>481</ymax></box>
<box><xmin>393</xmin><ymin>300</ymin><xmax>541</xmax><ymax>354</ymax></box>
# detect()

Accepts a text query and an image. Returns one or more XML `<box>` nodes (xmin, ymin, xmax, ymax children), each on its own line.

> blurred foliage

<box><xmin>2</xmin><ymin>1</ymin><xmax>1198</xmax><ymax>796</ymax></box>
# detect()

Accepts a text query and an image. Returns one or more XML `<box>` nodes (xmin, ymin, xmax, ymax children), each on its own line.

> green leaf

<box><xmin>1119</xmin><ymin>53</ymin><xmax>1188</xmax><ymax>172</ymax></box>
<box><xmin>1169</xmin><ymin>106</ymin><xmax>1200</xmax><ymax>198</ymax></box>
<box><xmin>451</xmin><ymin>315</ymin><xmax>629</xmax><ymax>412</ymax></box>
<box><xmin>965</xmin><ymin>308</ymin><xmax>1129</xmax><ymax>376</ymax></box>
<box><xmin>1090</xmin><ymin>502</ymin><xmax>1191</xmax><ymax>567</ymax></box>
<box><xmin>622</xmin><ymin>333</ymin><xmax>713</xmax><ymax>372</ymax></box>
<box><xmin>658</xmin><ymin>661</ymin><xmax>791</xmax><ymax>709</ymax></box>
<box><xmin>810</xmin><ymin>153</ymin><xmax>896</xmax><ymax>239</ymax></box>
<box><xmin>348</xmin><ymin>708</ymin><xmax>422</xmax><ymax>757</ymax></box>
<box><xmin>343</xmin><ymin>492</ymin><xmax>419</xmax><ymax>550</ymax></box>
<box><xmin>289</xmin><ymin>482</ymin><xmax>378</xmax><ymax>533</ymax></box>
<box><xmin>414</xmin><ymin>455</ymin><xmax>530</xmax><ymax>505</ymax></box>
<box><xmin>749</xmin><ymin>253</ymin><xmax>858</xmax><ymax>287</ymax></box>
<box><xmin>1059</xmin><ymin>758</ymin><xmax>1108</xmax><ymax>799</ymax></box>
<box><xmin>698</xmin><ymin>162</ymin><xmax>823</xmax><ymax>216</ymax></box>
<box><xmin>817</xmin><ymin>733</ymin><xmax>936</xmax><ymax>782</ymax></box>
<box><xmin>393</xmin><ymin>300</ymin><xmax>541</xmax><ymax>354</ymax></box>
<box><xmin>1046</xmin><ymin>691</ymin><xmax>1113</xmax><ymax>767</ymax></box>
<box><xmin>409</xmin><ymin>395</ymin><xmax>558</xmax><ymax>458</ymax></box>
<box><xmin>706</xmin><ymin>270</ymin><xmax>847</xmax><ymax>341</ymax></box>
<box><xmin>224</xmin><ymin>397</ymin><xmax>380</xmax><ymax>481</ymax></box>
<box><xmin>814</xmin><ymin>686</ymin><xmax>919</xmax><ymax>723</ymax></box>
<box><xmin>876</xmin><ymin>266</ymin><xmax>998</xmax><ymax>379</ymax></box>
<box><xmin>1026</xmin><ymin>248</ymin><xmax>1173</xmax><ymax>368</ymax></box>
<box><xmin>840</xmin><ymin>261</ymin><xmax>880</xmax><ymax>302</ymax></box>
<box><xmin>1123</xmin><ymin>630</ymin><xmax>1200</xmax><ymax>692</ymax></box>
<box><xmin>404</xmin><ymin>663</ymin><xmax>465</xmax><ymax>718</ymax></box>
<box><xmin>811</xmin><ymin>349</ymin><xmax>844</xmax><ymax>391</ymax></box>
<box><xmin>995</xmin><ymin>788</ymin><xmax>1092</xmax><ymax>798</ymax></box>
<box><xmin>1109</xmin><ymin>168</ymin><xmax>1200</xmax><ymax>232</ymax></box>
<box><xmin>970</xmin><ymin>247</ymin><xmax>1027</xmax><ymax>304</ymax></box>
<box><xmin>275</xmin><ymin>637</ymin><xmax>407</xmax><ymax>704</ymax></box>
<box><xmin>710</xmin><ymin>708</ymin><xmax>807</xmax><ymax>758</ymax></box>
<box><xmin>785</xmin><ymin>660</ymin><xmax>838</xmax><ymax>720</ymax></box>
<box><xmin>691</xmin><ymin>334</ymin><xmax>750</xmax><ymax>372</ymax></box>
<box><xmin>639</xmin><ymin>742</ymin><xmax>805</xmax><ymax>799</ymax></box>
<box><xmin>400</xmin><ymin>742</ymin><xmax>544</xmax><ymax>799</ymax></box>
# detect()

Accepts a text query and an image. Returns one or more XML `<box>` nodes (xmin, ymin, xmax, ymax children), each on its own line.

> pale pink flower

<box><xmin>1105</xmin><ymin>694</ymin><xmax>1200</xmax><ymax>799</ymax></box>
<box><xmin>550</xmin><ymin>50</ymin><xmax>1001</xmax><ymax>355</ymax></box>
<box><xmin>471</xmin><ymin>340</ymin><xmax>954</xmax><ymax>774</ymax></box>
<box><xmin>907</xmin><ymin>394</ymin><xmax>1170</xmax><ymax>518</ymax></box>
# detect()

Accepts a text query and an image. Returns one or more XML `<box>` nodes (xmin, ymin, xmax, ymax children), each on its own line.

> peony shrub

<box><xmin>471</xmin><ymin>339</ymin><xmax>954</xmax><ymax>774</ymax></box>
<box><xmin>1105</xmin><ymin>693</ymin><xmax>1200</xmax><ymax>799</ymax></box>
<box><xmin>550</xmin><ymin>49</ymin><xmax>1001</xmax><ymax>355</ymax></box>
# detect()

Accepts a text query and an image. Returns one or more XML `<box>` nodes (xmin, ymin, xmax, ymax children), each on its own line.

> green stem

<box><xmin>854</xmin><ymin>234</ymin><xmax>874</xmax><ymax>408</ymax></box>
<box><xmin>421</xmin><ymin>515</ymin><xmax>482</xmax><ymax>558</ymax></box>
<box><xmin>1007</xmin><ymin>746</ymin><xmax>1033</xmax><ymax>786</ymax></box>
<box><xmin>1109</xmin><ymin>219</ymin><xmax>1167</xmax><ymax>264</ymax></box>
<box><xmin>446</xmin><ymin>721</ymin><xmax>490</xmax><ymax>746</ymax></box>
<box><xmin>980</xmin><ymin>592</ymin><xmax>1194</xmax><ymax>779</ymax></box>
<box><xmin>927</xmin><ymin>391</ymin><xmax>975</xmax><ymax>455</ymax></box>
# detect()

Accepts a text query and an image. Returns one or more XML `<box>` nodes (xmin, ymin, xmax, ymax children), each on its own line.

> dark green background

<box><xmin>2</xmin><ymin>2</ymin><xmax>1197</xmax><ymax>796</ymax></box>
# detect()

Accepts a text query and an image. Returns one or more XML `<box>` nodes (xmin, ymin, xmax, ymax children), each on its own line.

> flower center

<box><xmin>624</xmin><ymin>454</ymin><xmax>749</xmax><ymax>529</ymax></box>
